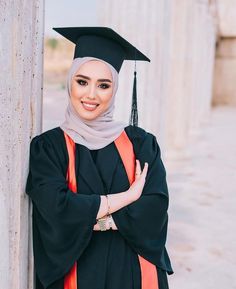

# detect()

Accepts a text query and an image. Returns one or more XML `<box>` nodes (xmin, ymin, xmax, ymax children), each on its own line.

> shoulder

<box><xmin>124</xmin><ymin>125</ymin><xmax>161</xmax><ymax>159</ymax></box>
<box><xmin>27</xmin><ymin>127</ymin><xmax>68</xmax><ymax>176</ymax></box>
<box><xmin>124</xmin><ymin>124</ymin><xmax>157</xmax><ymax>139</ymax></box>
<box><xmin>124</xmin><ymin>125</ymin><xmax>159</xmax><ymax>147</ymax></box>
<box><xmin>29</xmin><ymin>127</ymin><xmax>68</xmax><ymax>160</ymax></box>
<box><xmin>31</xmin><ymin>127</ymin><xmax>64</xmax><ymax>144</ymax></box>
<box><xmin>30</xmin><ymin>127</ymin><xmax>67</xmax><ymax>153</ymax></box>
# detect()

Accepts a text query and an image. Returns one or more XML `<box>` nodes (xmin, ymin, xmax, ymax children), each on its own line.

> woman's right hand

<box><xmin>127</xmin><ymin>160</ymin><xmax>149</xmax><ymax>202</ymax></box>
<box><xmin>96</xmin><ymin>160</ymin><xmax>148</xmax><ymax>219</ymax></box>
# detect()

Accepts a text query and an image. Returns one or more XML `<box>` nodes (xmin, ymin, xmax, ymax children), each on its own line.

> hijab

<box><xmin>60</xmin><ymin>57</ymin><xmax>127</xmax><ymax>150</ymax></box>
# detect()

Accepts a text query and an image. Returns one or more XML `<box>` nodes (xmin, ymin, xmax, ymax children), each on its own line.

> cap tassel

<box><xmin>129</xmin><ymin>69</ymin><xmax>138</xmax><ymax>126</ymax></box>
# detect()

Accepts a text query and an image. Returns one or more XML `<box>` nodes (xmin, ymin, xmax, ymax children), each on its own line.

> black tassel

<box><xmin>129</xmin><ymin>70</ymin><xmax>138</xmax><ymax>126</ymax></box>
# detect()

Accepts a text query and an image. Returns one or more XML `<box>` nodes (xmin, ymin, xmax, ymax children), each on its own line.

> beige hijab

<box><xmin>60</xmin><ymin>57</ymin><xmax>127</xmax><ymax>150</ymax></box>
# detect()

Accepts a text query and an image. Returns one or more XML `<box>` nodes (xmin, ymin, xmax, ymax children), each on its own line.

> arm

<box><xmin>94</xmin><ymin>160</ymin><xmax>148</xmax><ymax>231</ymax></box>
<box><xmin>94</xmin><ymin>193</ymin><xmax>131</xmax><ymax>231</ymax></box>
<box><xmin>96</xmin><ymin>192</ymin><xmax>135</xmax><ymax>219</ymax></box>
<box><xmin>25</xmin><ymin>135</ymin><xmax>102</xmax><ymax>285</ymax></box>
<box><xmin>110</xmin><ymin>134</ymin><xmax>173</xmax><ymax>274</ymax></box>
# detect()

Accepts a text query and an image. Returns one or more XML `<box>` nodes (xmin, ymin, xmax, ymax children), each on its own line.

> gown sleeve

<box><xmin>112</xmin><ymin>131</ymin><xmax>173</xmax><ymax>274</ymax></box>
<box><xmin>25</xmin><ymin>133</ymin><xmax>101</xmax><ymax>288</ymax></box>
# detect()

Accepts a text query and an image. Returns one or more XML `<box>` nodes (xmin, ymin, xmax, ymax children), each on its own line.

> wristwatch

<box><xmin>107</xmin><ymin>214</ymin><xmax>113</xmax><ymax>229</ymax></box>
<box><xmin>97</xmin><ymin>217</ymin><xmax>107</xmax><ymax>231</ymax></box>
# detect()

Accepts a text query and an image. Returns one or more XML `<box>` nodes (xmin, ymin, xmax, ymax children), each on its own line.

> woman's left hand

<box><xmin>93</xmin><ymin>222</ymin><xmax>101</xmax><ymax>231</ymax></box>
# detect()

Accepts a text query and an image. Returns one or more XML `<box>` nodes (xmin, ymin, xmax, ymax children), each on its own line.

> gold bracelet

<box><xmin>105</xmin><ymin>195</ymin><xmax>111</xmax><ymax>216</ymax></box>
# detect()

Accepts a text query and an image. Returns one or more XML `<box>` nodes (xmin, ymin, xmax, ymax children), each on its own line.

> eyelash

<box><xmin>76</xmin><ymin>79</ymin><xmax>110</xmax><ymax>89</ymax></box>
<box><xmin>99</xmin><ymin>83</ymin><xmax>110</xmax><ymax>89</ymax></box>
<box><xmin>77</xmin><ymin>79</ymin><xmax>87</xmax><ymax>86</ymax></box>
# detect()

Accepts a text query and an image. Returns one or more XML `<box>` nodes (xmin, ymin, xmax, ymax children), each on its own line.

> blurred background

<box><xmin>43</xmin><ymin>1</ymin><xmax>236</xmax><ymax>288</ymax></box>
<box><xmin>1</xmin><ymin>0</ymin><xmax>236</xmax><ymax>288</ymax></box>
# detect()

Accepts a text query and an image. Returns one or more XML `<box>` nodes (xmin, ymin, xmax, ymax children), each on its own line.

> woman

<box><xmin>26</xmin><ymin>27</ymin><xmax>173</xmax><ymax>289</ymax></box>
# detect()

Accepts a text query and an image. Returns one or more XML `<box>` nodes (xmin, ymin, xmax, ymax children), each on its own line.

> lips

<box><xmin>81</xmin><ymin>101</ymin><xmax>99</xmax><ymax>111</ymax></box>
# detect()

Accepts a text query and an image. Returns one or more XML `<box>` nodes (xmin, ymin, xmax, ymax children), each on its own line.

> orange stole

<box><xmin>63</xmin><ymin>131</ymin><xmax>159</xmax><ymax>289</ymax></box>
<box><xmin>64</xmin><ymin>132</ymin><xmax>77</xmax><ymax>289</ymax></box>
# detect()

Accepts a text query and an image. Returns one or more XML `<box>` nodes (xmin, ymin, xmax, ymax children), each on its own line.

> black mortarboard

<box><xmin>53</xmin><ymin>26</ymin><xmax>150</xmax><ymax>126</ymax></box>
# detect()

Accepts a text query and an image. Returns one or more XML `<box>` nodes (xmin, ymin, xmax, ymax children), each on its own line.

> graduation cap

<box><xmin>53</xmin><ymin>26</ymin><xmax>150</xmax><ymax>126</ymax></box>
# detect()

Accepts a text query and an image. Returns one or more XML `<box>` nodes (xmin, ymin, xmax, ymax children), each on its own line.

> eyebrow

<box><xmin>75</xmin><ymin>74</ymin><xmax>112</xmax><ymax>83</ymax></box>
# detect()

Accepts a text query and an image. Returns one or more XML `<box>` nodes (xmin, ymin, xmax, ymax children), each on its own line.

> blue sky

<box><xmin>45</xmin><ymin>0</ymin><xmax>98</xmax><ymax>37</ymax></box>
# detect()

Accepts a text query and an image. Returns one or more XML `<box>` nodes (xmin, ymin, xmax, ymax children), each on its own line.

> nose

<box><xmin>87</xmin><ymin>84</ymin><xmax>96</xmax><ymax>100</ymax></box>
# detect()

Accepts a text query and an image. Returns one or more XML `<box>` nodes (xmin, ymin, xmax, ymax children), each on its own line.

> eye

<box><xmin>99</xmin><ymin>83</ymin><xmax>110</xmax><ymax>89</ymax></box>
<box><xmin>76</xmin><ymin>79</ymin><xmax>87</xmax><ymax>86</ymax></box>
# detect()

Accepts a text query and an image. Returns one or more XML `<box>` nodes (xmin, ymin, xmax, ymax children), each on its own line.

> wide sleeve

<box><xmin>112</xmin><ymin>133</ymin><xmax>173</xmax><ymax>274</ymax></box>
<box><xmin>25</xmin><ymin>134</ymin><xmax>101</xmax><ymax>288</ymax></box>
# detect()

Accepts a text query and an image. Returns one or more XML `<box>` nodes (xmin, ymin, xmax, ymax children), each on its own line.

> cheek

<box><xmin>99</xmin><ymin>89</ymin><xmax>113</xmax><ymax>105</ymax></box>
<box><xmin>71</xmin><ymin>82</ymin><xmax>85</xmax><ymax>100</ymax></box>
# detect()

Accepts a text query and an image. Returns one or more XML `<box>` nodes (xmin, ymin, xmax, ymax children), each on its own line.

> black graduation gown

<box><xmin>25</xmin><ymin>125</ymin><xmax>173</xmax><ymax>289</ymax></box>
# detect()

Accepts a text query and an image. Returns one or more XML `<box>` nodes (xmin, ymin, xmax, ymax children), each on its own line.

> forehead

<box><xmin>75</xmin><ymin>60</ymin><xmax>112</xmax><ymax>79</ymax></box>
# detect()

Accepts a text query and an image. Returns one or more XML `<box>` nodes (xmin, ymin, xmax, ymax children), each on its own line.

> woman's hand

<box><xmin>93</xmin><ymin>222</ymin><xmax>101</xmax><ymax>231</ymax></box>
<box><xmin>127</xmin><ymin>160</ymin><xmax>149</xmax><ymax>202</ymax></box>
<box><xmin>95</xmin><ymin>160</ymin><xmax>148</xmax><ymax>221</ymax></box>
<box><xmin>110</xmin><ymin>215</ymin><xmax>118</xmax><ymax>230</ymax></box>
<box><xmin>93</xmin><ymin>215</ymin><xmax>118</xmax><ymax>231</ymax></box>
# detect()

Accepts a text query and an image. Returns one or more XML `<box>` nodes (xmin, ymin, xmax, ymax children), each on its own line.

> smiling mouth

<box><xmin>81</xmin><ymin>101</ymin><xmax>99</xmax><ymax>111</ymax></box>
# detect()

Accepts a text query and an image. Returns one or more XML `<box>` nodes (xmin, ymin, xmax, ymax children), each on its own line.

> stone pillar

<box><xmin>189</xmin><ymin>0</ymin><xmax>217</xmax><ymax>135</ymax></box>
<box><xmin>165</xmin><ymin>0</ymin><xmax>217</xmax><ymax>155</ymax></box>
<box><xmin>213</xmin><ymin>38</ymin><xmax>236</xmax><ymax>106</ymax></box>
<box><xmin>98</xmin><ymin>0</ymin><xmax>217</xmax><ymax>156</ymax></box>
<box><xmin>98</xmin><ymin>0</ymin><xmax>173</xmax><ymax>149</ymax></box>
<box><xmin>97</xmin><ymin>0</ymin><xmax>216</xmax><ymax>152</ymax></box>
<box><xmin>164</xmin><ymin>0</ymin><xmax>191</xmax><ymax>152</ymax></box>
<box><xmin>212</xmin><ymin>0</ymin><xmax>236</xmax><ymax>106</ymax></box>
<box><xmin>0</xmin><ymin>1</ymin><xmax>44</xmax><ymax>288</ymax></box>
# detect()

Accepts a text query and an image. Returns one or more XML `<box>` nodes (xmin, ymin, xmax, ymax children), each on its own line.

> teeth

<box><xmin>83</xmin><ymin>103</ymin><xmax>97</xmax><ymax>108</ymax></box>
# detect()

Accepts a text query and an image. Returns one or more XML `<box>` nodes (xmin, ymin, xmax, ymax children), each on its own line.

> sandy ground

<box><xmin>43</xmin><ymin>88</ymin><xmax>236</xmax><ymax>288</ymax></box>
<box><xmin>166</xmin><ymin>106</ymin><xmax>236</xmax><ymax>289</ymax></box>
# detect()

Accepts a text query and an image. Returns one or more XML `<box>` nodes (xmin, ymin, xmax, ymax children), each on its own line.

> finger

<box><xmin>136</xmin><ymin>159</ymin><xmax>141</xmax><ymax>173</ymax></box>
<box><xmin>135</xmin><ymin>159</ymin><xmax>141</xmax><ymax>178</ymax></box>
<box><xmin>141</xmin><ymin>162</ymin><xmax>149</xmax><ymax>178</ymax></box>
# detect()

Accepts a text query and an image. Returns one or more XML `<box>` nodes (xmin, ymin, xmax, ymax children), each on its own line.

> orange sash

<box><xmin>63</xmin><ymin>131</ymin><xmax>159</xmax><ymax>289</ymax></box>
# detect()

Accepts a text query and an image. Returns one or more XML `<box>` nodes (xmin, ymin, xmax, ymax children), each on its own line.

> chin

<box><xmin>81</xmin><ymin>114</ymin><xmax>99</xmax><ymax>121</ymax></box>
<box><xmin>75</xmin><ymin>108</ymin><xmax>102</xmax><ymax>121</ymax></box>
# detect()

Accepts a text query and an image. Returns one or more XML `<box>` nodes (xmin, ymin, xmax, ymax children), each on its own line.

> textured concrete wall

<box><xmin>213</xmin><ymin>38</ymin><xmax>236</xmax><ymax>106</ymax></box>
<box><xmin>0</xmin><ymin>1</ymin><xmax>44</xmax><ymax>288</ymax></box>
<box><xmin>165</xmin><ymin>0</ymin><xmax>217</xmax><ymax>153</ymax></box>
<box><xmin>98</xmin><ymin>0</ymin><xmax>173</xmax><ymax>149</ymax></box>
<box><xmin>212</xmin><ymin>1</ymin><xmax>236</xmax><ymax>106</ymax></box>
<box><xmin>98</xmin><ymin>0</ymin><xmax>217</xmax><ymax>154</ymax></box>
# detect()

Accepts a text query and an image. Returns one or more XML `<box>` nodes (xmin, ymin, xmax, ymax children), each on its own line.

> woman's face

<box><xmin>70</xmin><ymin>60</ymin><xmax>114</xmax><ymax>121</ymax></box>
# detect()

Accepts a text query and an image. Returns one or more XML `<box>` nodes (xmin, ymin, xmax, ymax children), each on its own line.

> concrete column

<box><xmin>165</xmin><ymin>0</ymin><xmax>217</xmax><ymax>154</ymax></box>
<box><xmin>213</xmin><ymin>38</ymin><xmax>236</xmax><ymax>106</ymax></box>
<box><xmin>0</xmin><ymin>1</ymin><xmax>44</xmax><ymax>288</ymax></box>
<box><xmin>165</xmin><ymin>0</ymin><xmax>191</xmax><ymax>152</ymax></box>
<box><xmin>188</xmin><ymin>0</ymin><xmax>217</xmax><ymax>137</ymax></box>
<box><xmin>98</xmin><ymin>0</ymin><xmax>173</xmax><ymax>149</ymax></box>
<box><xmin>212</xmin><ymin>0</ymin><xmax>236</xmax><ymax>106</ymax></box>
<box><xmin>98</xmin><ymin>0</ymin><xmax>217</xmax><ymax>156</ymax></box>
